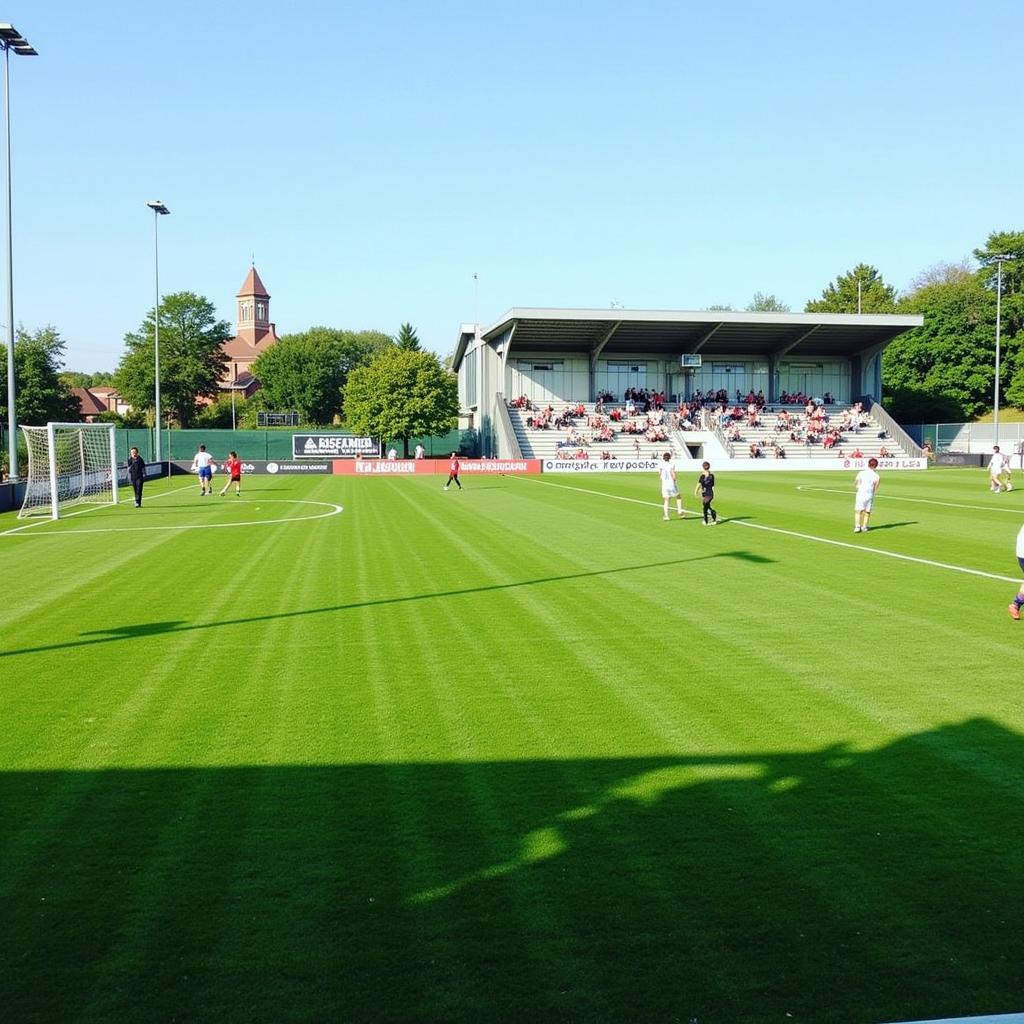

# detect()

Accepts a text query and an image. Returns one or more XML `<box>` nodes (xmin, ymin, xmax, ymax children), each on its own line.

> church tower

<box><xmin>220</xmin><ymin>265</ymin><xmax>281</xmax><ymax>395</ymax></box>
<box><xmin>235</xmin><ymin>265</ymin><xmax>273</xmax><ymax>346</ymax></box>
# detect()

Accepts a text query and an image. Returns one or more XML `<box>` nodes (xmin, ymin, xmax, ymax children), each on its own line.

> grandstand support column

<box><xmin>589</xmin><ymin>321</ymin><xmax>620</xmax><ymax>400</ymax></box>
<box><xmin>854</xmin><ymin>342</ymin><xmax>886</xmax><ymax>405</ymax></box>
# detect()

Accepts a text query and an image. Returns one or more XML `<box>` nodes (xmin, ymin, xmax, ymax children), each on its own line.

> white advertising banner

<box><xmin>708</xmin><ymin>457</ymin><xmax>928</xmax><ymax>472</ymax></box>
<box><xmin>542</xmin><ymin>457</ymin><xmax>928</xmax><ymax>473</ymax></box>
<box><xmin>542</xmin><ymin>459</ymin><xmax>662</xmax><ymax>473</ymax></box>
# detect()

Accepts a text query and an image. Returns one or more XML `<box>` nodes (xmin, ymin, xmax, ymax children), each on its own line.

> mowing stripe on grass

<box><xmin>513</xmin><ymin>476</ymin><xmax>1020</xmax><ymax>584</ymax></box>
<box><xmin>797</xmin><ymin>485</ymin><xmax>1024</xmax><ymax>516</ymax></box>
<box><xmin>0</xmin><ymin>482</ymin><xmax>199</xmax><ymax>537</ymax></box>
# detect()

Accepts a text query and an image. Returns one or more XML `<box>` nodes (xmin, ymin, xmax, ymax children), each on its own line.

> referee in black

<box><xmin>127</xmin><ymin>447</ymin><xmax>145</xmax><ymax>508</ymax></box>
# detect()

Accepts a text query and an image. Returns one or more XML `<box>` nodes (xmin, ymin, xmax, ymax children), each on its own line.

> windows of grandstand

<box><xmin>509</xmin><ymin>359</ymin><xmax>589</xmax><ymax>404</ymax></box>
<box><xmin>597</xmin><ymin>361</ymin><xmax>649</xmax><ymax>399</ymax></box>
<box><xmin>778</xmin><ymin>361</ymin><xmax>850</xmax><ymax>403</ymax></box>
<box><xmin>462</xmin><ymin>347</ymin><xmax>478</xmax><ymax>406</ymax></box>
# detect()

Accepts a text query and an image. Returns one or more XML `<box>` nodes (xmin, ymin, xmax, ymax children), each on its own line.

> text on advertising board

<box><xmin>293</xmin><ymin>434</ymin><xmax>380</xmax><ymax>458</ymax></box>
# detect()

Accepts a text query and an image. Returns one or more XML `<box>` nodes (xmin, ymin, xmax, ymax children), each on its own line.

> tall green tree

<box><xmin>115</xmin><ymin>292</ymin><xmax>231</xmax><ymax>427</ymax></box>
<box><xmin>806</xmin><ymin>264</ymin><xmax>898</xmax><ymax>313</ymax></box>
<box><xmin>343</xmin><ymin>348</ymin><xmax>458</xmax><ymax>456</ymax></box>
<box><xmin>59</xmin><ymin>369</ymin><xmax>115</xmax><ymax>389</ymax></box>
<box><xmin>974</xmin><ymin>231</ymin><xmax>1024</xmax><ymax>339</ymax></box>
<box><xmin>882</xmin><ymin>271</ymin><xmax>996</xmax><ymax>420</ymax></box>
<box><xmin>746</xmin><ymin>292</ymin><xmax>790</xmax><ymax>312</ymax></box>
<box><xmin>396</xmin><ymin>323</ymin><xmax>422</xmax><ymax>351</ymax></box>
<box><xmin>0</xmin><ymin>326</ymin><xmax>81</xmax><ymax>426</ymax></box>
<box><xmin>251</xmin><ymin>327</ymin><xmax>393</xmax><ymax>424</ymax></box>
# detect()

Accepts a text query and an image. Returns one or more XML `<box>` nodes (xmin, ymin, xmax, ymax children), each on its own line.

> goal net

<box><xmin>18</xmin><ymin>422</ymin><xmax>120</xmax><ymax>519</ymax></box>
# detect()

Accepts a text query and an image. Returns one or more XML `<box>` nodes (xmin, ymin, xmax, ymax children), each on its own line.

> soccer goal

<box><xmin>18</xmin><ymin>422</ymin><xmax>120</xmax><ymax>519</ymax></box>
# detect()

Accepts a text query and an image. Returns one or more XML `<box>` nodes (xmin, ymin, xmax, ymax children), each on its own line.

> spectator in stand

<box><xmin>879</xmin><ymin>445</ymin><xmax>891</xmax><ymax>458</ymax></box>
<box><xmin>773</xmin><ymin>444</ymin><xmax>786</xmax><ymax>459</ymax></box>
<box><xmin>850</xmin><ymin>447</ymin><xmax>864</xmax><ymax>459</ymax></box>
<box><xmin>414</xmin><ymin>443</ymin><xmax>426</xmax><ymax>460</ymax></box>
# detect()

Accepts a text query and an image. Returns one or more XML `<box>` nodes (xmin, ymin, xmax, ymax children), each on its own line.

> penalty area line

<box><xmin>511</xmin><ymin>474</ymin><xmax>1019</xmax><ymax>584</ymax></box>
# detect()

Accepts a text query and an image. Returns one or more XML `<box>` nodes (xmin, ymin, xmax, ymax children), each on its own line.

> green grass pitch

<box><xmin>1</xmin><ymin>467</ymin><xmax>1022</xmax><ymax>1024</ymax></box>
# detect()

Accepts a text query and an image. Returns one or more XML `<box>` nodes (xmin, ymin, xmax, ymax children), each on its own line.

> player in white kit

<box><xmin>658</xmin><ymin>452</ymin><xmax>684</xmax><ymax>522</ymax></box>
<box><xmin>853</xmin><ymin>457</ymin><xmax>880</xmax><ymax>533</ymax></box>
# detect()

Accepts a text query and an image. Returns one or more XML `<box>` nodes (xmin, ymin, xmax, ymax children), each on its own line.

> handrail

<box><xmin>868</xmin><ymin>401</ymin><xmax>922</xmax><ymax>458</ymax></box>
<box><xmin>703</xmin><ymin>412</ymin><xmax>735</xmax><ymax>458</ymax></box>
<box><xmin>669</xmin><ymin>428</ymin><xmax>695</xmax><ymax>459</ymax></box>
<box><xmin>493</xmin><ymin>394</ymin><xmax>524</xmax><ymax>459</ymax></box>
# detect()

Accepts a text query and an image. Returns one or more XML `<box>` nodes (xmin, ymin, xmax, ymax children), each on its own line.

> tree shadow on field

<box><xmin>0</xmin><ymin>550</ymin><xmax>774</xmax><ymax>659</ymax></box>
<box><xmin>1</xmin><ymin>718</ymin><xmax>1021</xmax><ymax>1024</ymax></box>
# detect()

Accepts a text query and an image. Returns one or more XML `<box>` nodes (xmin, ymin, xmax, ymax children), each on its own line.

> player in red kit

<box><xmin>219</xmin><ymin>451</ymin><xmax>243</xmax><ymax>496</ymax></box>
<box><xmin>444</xmin><ymin>453</ymin><xmax>462</xmax><ymax>491</ymax></box>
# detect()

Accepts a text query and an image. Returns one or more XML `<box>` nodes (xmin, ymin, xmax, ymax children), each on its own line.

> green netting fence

<box><xmin>3</xmin><ymin>427</ymin><xmax>477</xmax><ymax>474</ymax></box>
<box><xmin>122</xmin><ymin>427</ymin><xmax>476</xmax><ymax>463</ymax></box>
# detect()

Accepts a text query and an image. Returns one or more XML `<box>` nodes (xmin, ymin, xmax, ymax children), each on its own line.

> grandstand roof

<box><xmin>453</xmin><ymin>307</ymin><xmax>923</xmax><ymax>369</ymax></box>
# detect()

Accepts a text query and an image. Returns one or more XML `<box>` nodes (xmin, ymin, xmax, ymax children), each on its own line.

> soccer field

<box><xmin>2</xmin><ymin>468</ymin><xmax>1022</xmax><ymax>1024</ymax></box>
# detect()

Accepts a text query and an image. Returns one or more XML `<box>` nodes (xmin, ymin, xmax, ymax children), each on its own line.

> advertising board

<box><xmin>293</xmin><ymin>434</ymin><xmax>380</xmax><ymax>459</ymax></box>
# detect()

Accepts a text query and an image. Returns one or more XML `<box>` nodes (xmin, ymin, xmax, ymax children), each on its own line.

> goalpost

<box><xmin>18</xmin><ymin>422</ymin><xmax>120</xmax><ymax>520</ymax></box>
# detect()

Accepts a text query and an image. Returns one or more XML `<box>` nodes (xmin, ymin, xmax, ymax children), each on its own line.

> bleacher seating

<box><xmin>506</xmin><ymin>398</ymin><xmax>908</xmax><ymax>462</ymax></box>
<box><xmin>719</xmin><ymin>405</ymin><xmax>908</xmax><ymax>460</ymax></box>
<box><xmin>507</xmin><ymin>400</ymin><xmax>691</xmax><ymax>462</ymax></box>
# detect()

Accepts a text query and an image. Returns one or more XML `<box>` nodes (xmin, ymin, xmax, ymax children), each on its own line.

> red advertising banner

<box><xmin>332</xmin><ymin>458</ymin><xmax>542</xmax><ymax>476</ymax></box>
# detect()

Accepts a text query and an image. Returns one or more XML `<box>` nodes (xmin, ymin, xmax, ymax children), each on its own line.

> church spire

<box><xmin>236</xmin><ymin>266</ymin><xmax>271</xmax><ymax>335</ymax></box>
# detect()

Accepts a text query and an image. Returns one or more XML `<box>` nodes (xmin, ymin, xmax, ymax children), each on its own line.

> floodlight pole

<box><xmin>993</xmin><ymin>255</ymin><xmax>1010</xmax><ymax>448</ymax></box>
<box><xmin>147</xmin><ymin>201</ymin><xmax>170</xmax><ymax>464</ymax></box>
<box><xmin>0</xmin><ymin>24</ymin><xmax>36</xmax><ymax>482</ymax></box>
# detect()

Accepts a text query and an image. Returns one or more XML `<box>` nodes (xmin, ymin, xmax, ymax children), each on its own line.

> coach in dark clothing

<box><xmin>127</xmin><ymin>447</ymin><xmax>145</xmax><ymax>508</ymax></box>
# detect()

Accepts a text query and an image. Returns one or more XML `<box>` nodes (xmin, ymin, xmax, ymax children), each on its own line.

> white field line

<box><xmin>514</xmin><ymin>476</ymin><xmax>1020</xmax><ymax>584</ymax></box>
<box><xmin>0</xmin><ymin>496</ymin><xmax>343</xmax><ymax>537</ymax></box>
<box><xmin>796</xmin><ymin>484</ymin><xmax>1024</xmax><ymax>516</ymax></box>
<box><xmin>0</xmin><ymin>482</ymin><xmax>198</xmax><ymax>537</ymax></box>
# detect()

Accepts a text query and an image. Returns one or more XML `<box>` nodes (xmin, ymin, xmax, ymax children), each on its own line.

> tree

<box><xmin>114</xmin><ymin>292</ymin><xmax>231</xmax><ymax>427</ymax></box>
<box><xmin>746</xmin><ymin>292</ymin><xmax>790</xmax><ymax>312</ymax></box>
<box><xmin>805</xmin><ymin>264</ymin><xmax>898</xmax><ymax>313</ymax></box>
<box><xmin>975</xmin><ymin>231</ymin><xmax>1024</xmax><ymax>333</ymax></box>
<box><xmin>0</xmin><ymin>326</ymin><xmax>81</xmax><ymax>426</ymax></box>
<box><xmin>707</xmin><ymin>304</ymin><xmax>733</xmax><ymax>311</ymax></box>
<box><xmin>396</xmin><ymin>323</ymin><xmax>422</xmax><ymax>351</ymax></box>
<box><xmin>59</xmin><ymin>369</ymin><xmax>115</xmax><ymax>389</ymax></box>
<box><xmin>343</xmin><ymin>348</ymin><xmax>458</xmax><ymax>456</ymax></box>
<box><xmin>882</xmin><ymin>273</ymin><xmax>996</xmax><ymax>420</ymax></box>
<box><xmin>252</xmin><ymin>327</ymin><xmax>394</xmax><ymax>425</ymax></box>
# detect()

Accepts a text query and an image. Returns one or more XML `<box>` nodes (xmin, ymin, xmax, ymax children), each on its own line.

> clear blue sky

<box><xmin>5</xmin><ymin>0</ymin><xmax>1022</xmax><ymax>371</ymax></box>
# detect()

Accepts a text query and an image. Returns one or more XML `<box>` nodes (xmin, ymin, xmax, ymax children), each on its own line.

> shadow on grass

<box><xmin>1</xmin><ymin>551</ymin><xmax>774</xmax><ymax>658</ymax></box>
<box><xmin>2</xmin><ymin>718</ymin><xmax>1021</xmax><ymax>1023</ymax></box>
<box><xmin>866</xmin><ymin>521</ymin><xmax>918</xmax><ymax>531</ymax></box>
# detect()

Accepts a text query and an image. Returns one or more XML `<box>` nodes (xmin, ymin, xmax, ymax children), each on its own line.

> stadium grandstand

<box><xmin>452</xmin><ymin>308</ymin><xmax>924</xmax><ymax>464</ymax></box>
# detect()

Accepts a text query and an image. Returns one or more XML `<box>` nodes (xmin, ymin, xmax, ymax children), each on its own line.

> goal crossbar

<box><xmin>18</xmin><ymin>422</ymin><xmax>119</xmax><ymax>520</ymax></box>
